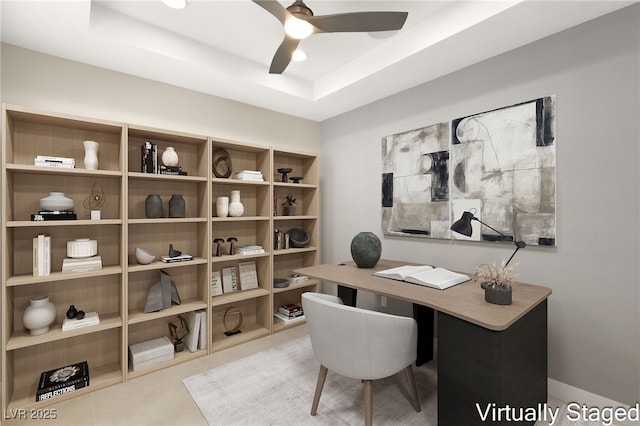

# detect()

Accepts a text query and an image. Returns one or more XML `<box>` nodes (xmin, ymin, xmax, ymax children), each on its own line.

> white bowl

<box><xmin>135</xmin><ymin>248</ymin><xmax>155</xmax><ymax>265</ymax></box>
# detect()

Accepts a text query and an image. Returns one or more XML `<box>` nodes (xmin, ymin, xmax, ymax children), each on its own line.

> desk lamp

<box><xmin>450</xmin><ymin>210</ymin><xmax>526</xmax><ymax>266</ymax></box>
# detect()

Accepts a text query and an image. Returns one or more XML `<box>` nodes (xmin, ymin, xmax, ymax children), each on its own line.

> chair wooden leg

<box><xmin>363</xmin><ymin>380</ymin><xmax>373</xmax><ymax>426</ymax></box>
<box><xmin>404</xmin><ymin>365</ymin><xmax>421</xmax><ymax>412</ymax></box>
<box><xmin>311</xmin><ymin>365</ymin><xmax>328</xmax><ymax>416</ymax></box>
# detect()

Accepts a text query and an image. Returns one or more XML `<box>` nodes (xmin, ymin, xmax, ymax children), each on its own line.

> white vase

<box><xmin>228</xmin><ymin>190</ymin><xmax>244</xmax><ymax>217</ymax></box>
<box><xmin>40</xmin><ymin>192</ymin><xmax>74</xmax><ymax>211</ymax></box>
<box><xmin>22</xmin><ymin>296</ymin><xmax>56</xmax><ymax>336</ymax></box>
<box><xmin>83</xmin><ymin>140</ymin><xmax>99</xmax><ymax>170</ymax></box>
<box><xmin>162</xmin><ymin>146</ymin><xmax>179</xmax><ymax>167</ymax></box>
<box><xmin>216</xmin><ymin>196</ymin><xmax>229</xmax><ymax>217</ymax></box>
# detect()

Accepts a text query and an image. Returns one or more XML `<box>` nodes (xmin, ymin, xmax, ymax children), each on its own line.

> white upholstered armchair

<box><xmin>301</xmin><ymin>292</ymin><xmax>421</xmax><ymax>426</ymax></box>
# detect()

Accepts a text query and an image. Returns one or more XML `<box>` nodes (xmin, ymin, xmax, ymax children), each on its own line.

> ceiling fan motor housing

<box><xmin>287</xmin><ymin>1</ymin><xmax>313</xmax><ymax>18</ymax></box>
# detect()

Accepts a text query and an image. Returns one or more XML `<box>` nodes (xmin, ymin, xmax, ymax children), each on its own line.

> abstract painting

<box><xmin>382</xmin><ymin>96</ymin><xmax>556</xmax><ymax>247</ymax></box>
<box><xmin>381</xmin><ymin>122</ymin><xmax>451</xmax><ymax>238</ymax></box>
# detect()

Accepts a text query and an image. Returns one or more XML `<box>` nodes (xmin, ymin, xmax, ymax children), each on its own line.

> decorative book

<box><xmin>373</xmin><ymin>265</ymin><xmax>470</xmax><ymax>290</ymax></box>
<box><xmin>184</xmin><ymin>311</ymin><xmax>201</xmax><ymax>353</ymax></box>
<box><xmin>238</xmin><ymin>261</ymin><xmax>259</xmax><ymax>290</ymax></box>
<box><xmin>32</xmin><ymin>234</ymin><xmax>51</xmax><ymax>277</ymax></box>
<box><xmin>62</xmin><ymin>312</ymin><xmax>100</xmax><ymax>331</ymax></box>
<box><xmin>36</xmin><ymin>361</ymin><xmax>89</xmax><ymax>402</ymax></box>
<box><xmin>160</xmin><ymin>254</ymin><xmax>193</xmax><ymax>263</ymax></box>
<box><xmin>211</xmin><ymin>271</ymin><xmax>223</xmax><ymax>296</ymax></box>
<box><xmin>222</xmin><ymin>266</ymin><xmax>238</xmax><ymax>293</ymax></box>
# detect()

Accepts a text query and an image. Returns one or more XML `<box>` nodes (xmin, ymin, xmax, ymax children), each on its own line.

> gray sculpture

<box><xmin>144</xmin><ymin>270</ymin><xmax>182</xmax><ymax>313</ymax></box>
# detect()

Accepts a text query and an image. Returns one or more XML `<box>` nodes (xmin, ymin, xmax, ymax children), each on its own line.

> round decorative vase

<box><xmin>22</xmin><ymin>296</ymin><xmax>56</xmax><ymax>336</ymax></box>
<box><xmin>228</xmin><ymin>190</ymin><xmax>244</xmax><ymax>217</ymax></box>
<box><xmin>66</xmin><ymin>304</ymin><xmax>78</xmax><ymax>319</ymax></box>
<box><xmin>350</xmin><ymin>232</ymin><xmax>382</xmax><ymax>268</ymax></box>
<box><xmin>169</xmin><ymin>194</ymin><xmax>185</xmax><ymax>218</ymax></box>
<box><xmin>485</xmin><ymin>284</ymin><xmax>512</xmax><ymax>305</ymax></box>
<box><xmin>40</xmin><ymin>192</ymin><xmax>74</xmax><ymax>211</ymax></box>
<box><xmin>162</xmin><ymin>146</ymin><xmax>179</xmax><ymax>167</ymax></box>
<box><xmin>145</xmin><ymin>194</ymin><xmax>163</xmax><ymax>218</ymax></box>
<box><xmin>216</xmin><ymin>196</ymin><xmax>229</xmax><ymax>217</ymax></box>
<box><xmin>83</xmin><ymin>140</ymin><xmax>99</xmax><ymax>170</ymax></box>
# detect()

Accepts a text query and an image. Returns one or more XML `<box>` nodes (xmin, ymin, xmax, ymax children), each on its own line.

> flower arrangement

<box><xmin>475</xmin><ymin>261</ymin><xmax>518</xmax><ymax>287</ymax></box>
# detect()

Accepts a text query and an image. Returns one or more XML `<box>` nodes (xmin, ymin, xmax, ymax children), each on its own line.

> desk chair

<box><xmin>301</xmin><ymin>292</ymin><xmax>421</xmax><ymax>426</ymax></box>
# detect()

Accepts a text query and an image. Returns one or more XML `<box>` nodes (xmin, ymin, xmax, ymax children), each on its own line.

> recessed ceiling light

<box><xmin>162</xmin><ymin>0</ymin><xmax>187</xmax><ymax>9</ymax></box>
<box><xmin>292</xmin><ymin>49</ymin><xmax>307</xmax><ymax>62</ymax></box>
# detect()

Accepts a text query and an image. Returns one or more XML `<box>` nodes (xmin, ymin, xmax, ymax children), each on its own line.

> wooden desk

<box><xmin>295</xmin><ymin>259</ymin><xmax>552</xmax><ymax>426</ymax></box>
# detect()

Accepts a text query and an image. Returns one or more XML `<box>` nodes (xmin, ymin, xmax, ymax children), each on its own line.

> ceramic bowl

<box><xmin>135</xmin><ymin>247</ymin><xmax>155</xmax><ymax>265</ymax></box>
<box><xmin>288</xmin><ymin>228</ymin><xmax>309</xmax><ymax>248</ymax></box>
<box><xmin>273</xmin><ymin>278</ymin><xmax>289</xmax><ymax>288</ymax></box>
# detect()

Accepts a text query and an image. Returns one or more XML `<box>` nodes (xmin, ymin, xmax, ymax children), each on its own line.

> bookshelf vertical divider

<box><xmin>1</xmin><ymin>105</ymin><xmax>319</xmax><ymax>410</ymax></box>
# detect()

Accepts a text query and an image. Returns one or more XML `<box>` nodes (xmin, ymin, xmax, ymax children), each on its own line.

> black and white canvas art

<box><xmin>382</xmin><ymin>122</ymin><xmax>450</xmax><ymax>238</ymax></box>
<box><xmin>382</xmin><ymin>96</ymin><xmax>557</xmax><ymax>247</ymax></box>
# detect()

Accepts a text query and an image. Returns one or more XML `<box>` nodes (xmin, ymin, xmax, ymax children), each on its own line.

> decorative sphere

<box><xmin>162</xmin><ymin>146</ymin><xmax>179</xmax><ymax>167</ymax></box>
<box><xmin>350</xmin><ymin>232</ymin><xmax>382</xmax><ymax>268</ymax></box>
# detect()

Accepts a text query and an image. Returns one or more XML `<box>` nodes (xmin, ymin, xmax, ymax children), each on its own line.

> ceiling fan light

<box><xmin>284</xmin><ymin>17</ymin><xmax>313</xmax><ymax>39</ymax></box>
<box><xmin>292</xmin><ymin>49</ymin><xmax>307</xmax><ymax>62</ymax></box>
<box><xmin>162</xmin><ymin>0</ymin><xmax>187</xmax><ymax>9</ymax></box>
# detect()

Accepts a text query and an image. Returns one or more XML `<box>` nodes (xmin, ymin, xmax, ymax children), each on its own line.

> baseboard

<box><xmin>548</xmin><ymin>379</ymin><xmax>638</xmax><ymax>425</ymax></box>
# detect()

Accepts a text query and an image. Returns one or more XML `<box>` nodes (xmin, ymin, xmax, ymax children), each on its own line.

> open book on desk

<box><xmin>373</xmin><ymin>265</ymin><xmax>470</xmax><ymax>290</ymax></box>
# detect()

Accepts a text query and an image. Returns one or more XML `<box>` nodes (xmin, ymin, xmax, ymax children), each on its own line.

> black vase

<box><xmin>169</xmin><ymin>194</ymin><xmax>185</xmax><ymax>218</ymax></box>
<box><xmin>145</xmin><ymin>194</ymin><xmax>163</xmax><ymax>218</ymax></box>
<box><xmin>350</xmin><ymin>232</ymin><xmax>382</xmax><ymax>268</ymax></box>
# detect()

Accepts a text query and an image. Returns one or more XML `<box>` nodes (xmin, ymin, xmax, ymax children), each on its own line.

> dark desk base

<box><xmin>438</xmin><ymin>300</ymin><xmax>548</xmax><ymax>425</ymax></box>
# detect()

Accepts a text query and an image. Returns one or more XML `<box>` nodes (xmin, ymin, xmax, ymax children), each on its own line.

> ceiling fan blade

<box><xmin>269</xmin><ymin>35</ymin><xmax>301</xmax><ymax>74</ymax></box>
<box><xmin>253</xmin><ymin>0</ymin><xmax>289</xmax><ymax>25</ymax></box>
<box><xmin>307</xmin><ymin>11</ymin><xmax>408</xmax><ymax>33</ymax></box>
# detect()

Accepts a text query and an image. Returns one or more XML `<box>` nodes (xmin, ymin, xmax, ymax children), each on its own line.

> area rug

<box><xmin>183</xmin><ymin>336</ymin><xmax>438</xmax><ymax>425</ymax></box>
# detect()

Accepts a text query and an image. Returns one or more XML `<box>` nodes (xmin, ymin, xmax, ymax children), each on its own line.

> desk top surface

<box><xmin>295</xmin><ymin>259</ymin><xmax>552</xmax><ymax>331</ymax></box>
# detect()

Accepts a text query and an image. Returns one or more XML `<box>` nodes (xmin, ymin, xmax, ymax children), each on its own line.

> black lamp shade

<box><xmin>450</xmin><ymin>211</ymin><xmax>475</xmax><ymax>237</ymax></box>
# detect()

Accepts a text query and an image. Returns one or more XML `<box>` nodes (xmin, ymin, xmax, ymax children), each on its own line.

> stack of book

<box><xmin>236</xmin><ymin>245</ymin><xmax>265</xmax><ymax>255</ymax></box>
<box><xmin>62</xmin><ymin>255</ymin><xmax>102</xmax><ymax>274</ymax></box>
<box><xmin>274</xmin><ymin>303</ymin><xmax>304</xmax><ymax>323</ymax></box>
<box><xmin>160</xmin><ymin>254</ymin><xmax>193</xmax><ymax>263</ymax></box>
<box><xmin>233</xmin><ymin>170</ymin><xmax>264</xmax><ymax>181</ymax></box>
<box><xmin>36</xmin><ymin>361</ymin><xmax>89</xmax><ymax>402</ymax></box>
<box><xmin>31</xmin><ymin>210</ymin><xmax>77</xmax><ymax>221</ymax></box>
<box><xmin>32</xmin><ymin>234</ymin><xmax>51</xmax><ymax>276</ymax></box>
<box><xmin>62</xmin><ymin>312</ymin><xmax>100</xmax><ymax>331</ymax></box>
<box><xmin>159</xmin><ymin>165</ymin><xmax>187</xmax><ymax>176</ymax></box>
<box><xmin>34</xmin><ymin>155</ymin><xmax>75</xmax><ymax>169</ymax></box>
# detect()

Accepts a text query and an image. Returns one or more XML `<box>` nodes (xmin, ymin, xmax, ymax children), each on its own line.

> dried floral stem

<box><xmin>475</xmin><ymin>261</ymin><xmax>518</xmax><ymax>287</ymax></box>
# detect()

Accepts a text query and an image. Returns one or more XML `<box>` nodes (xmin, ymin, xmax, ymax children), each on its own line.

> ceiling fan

<box><xmin>253</xmin><ymin>0</ymin><xmax>408</xmax><ymax>74</ymax></box>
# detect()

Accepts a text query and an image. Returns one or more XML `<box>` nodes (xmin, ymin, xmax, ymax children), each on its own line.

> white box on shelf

<box><xmin>128</xmin><ymin>336</ymin><xmax>174</xmax><ymax>372</ymax></box>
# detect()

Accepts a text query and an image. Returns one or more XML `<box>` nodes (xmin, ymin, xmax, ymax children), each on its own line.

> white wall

<box><xmin>0</xmin><ymin>44</ymin><xmax>321</xmax><ymax>152</ymax></box>
<box><xmin>320</xmin><ymin>5</ymin><xmax>640</xmax><ymax>405</ymax></box>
